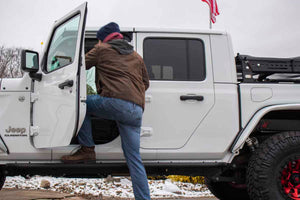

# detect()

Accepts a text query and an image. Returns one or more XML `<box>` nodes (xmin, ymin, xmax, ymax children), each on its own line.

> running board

<box><xmin>2</xmin><ymin>162</ymin><xmax>227</xmax><ymax>178</ymax></box>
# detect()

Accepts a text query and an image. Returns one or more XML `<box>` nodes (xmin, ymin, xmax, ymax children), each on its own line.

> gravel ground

<box><xmin>0</xmin><ymin>189</ymin><xmax>218</xmax><ymax>200</ymax></box>
<box><xmin>2</xmin><ymin>176</ymin><xmax>215</xmax><ymax>199</ymax></box>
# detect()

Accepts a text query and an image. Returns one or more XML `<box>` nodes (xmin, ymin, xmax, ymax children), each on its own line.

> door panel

<box><xmin>32</xmin><ymin>2</ymin><xmax>87</xmax><ymax>148</ymax></box>
<box><xmin>137</xmin><ymin>33</ymin><xmax>215</xmax><ymax>149</ymax></box>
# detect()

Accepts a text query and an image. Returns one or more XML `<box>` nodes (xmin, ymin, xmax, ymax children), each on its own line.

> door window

<box><xmin>46</xmin><ymin>15</ymin><xmax>80</xmax><ymax>72</ymax></box>
<box><xmin>143</xmin><ymin>38</ymin><xmax>206</xmax><ymax>81</ymax></box>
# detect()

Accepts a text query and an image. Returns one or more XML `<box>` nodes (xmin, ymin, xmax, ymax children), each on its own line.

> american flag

<box><xmin>202</xmin><ymin>0</ymin><xmax>220</xmax><ymax>23</ymax></box>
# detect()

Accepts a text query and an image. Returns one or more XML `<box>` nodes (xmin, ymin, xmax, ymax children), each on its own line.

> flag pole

<box><xmin>209</xmin><ymin>9</ymin><xmax>212</xmax><ymax>29</ymax></box>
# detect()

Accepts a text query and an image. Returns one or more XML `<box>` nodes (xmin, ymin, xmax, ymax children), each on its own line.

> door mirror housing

<box><xmin>21</xmin><ymin>50</ymin><xmax>39</xmax><ymax>73</ymax></box>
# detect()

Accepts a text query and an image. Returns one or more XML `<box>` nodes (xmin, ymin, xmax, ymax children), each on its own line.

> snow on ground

<box><xmin>3</xmin><ymin>176</ymin><xmax>213</xmax><ymax>198</ymax></box>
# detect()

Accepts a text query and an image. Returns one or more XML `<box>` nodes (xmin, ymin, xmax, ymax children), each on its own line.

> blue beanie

<box><xmin>97</xmin><ymin>22</ymin><xmax>120</xmax><ymax>41</ymax></box>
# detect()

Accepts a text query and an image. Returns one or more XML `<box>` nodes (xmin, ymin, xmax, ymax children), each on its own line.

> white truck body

<box><xmin>1</xmin><ymin>2</ymin><xmax>300</xmax><ymax>166</ymax></box>
<box><xmin>2</xmin><ymin>3</ymin><xmax>300</xmax><ymax>199</ymax></box>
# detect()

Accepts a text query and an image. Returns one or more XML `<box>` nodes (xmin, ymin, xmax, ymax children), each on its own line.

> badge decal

<box><xmin>4</xmin><ymin>126</ymin><xmax>27</xmax><ymax>137</ymax></box>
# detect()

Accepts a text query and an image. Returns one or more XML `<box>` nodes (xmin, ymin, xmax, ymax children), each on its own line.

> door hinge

<box><xmin>30</xmin><ymin>126</ymin><xmax>39</xmax><ymax>136</ymax></box>
<box><xmin>30</xmin><ymin>93</ymin><xmax>39</xmax><ymax>103</ymax></box>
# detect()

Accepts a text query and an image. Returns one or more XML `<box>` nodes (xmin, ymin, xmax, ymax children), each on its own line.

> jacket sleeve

<box><xmin>141</xmin><ymin>60</ymin><xmax>150</xmax><ymax>91</ymax></box>
<box><xmin>85</xmin><ymin>46</ymin><xmax>99</xmax><ymax>70</ymax></box>
<box><xmin>136</xmin><ymin>53</ymin><xmax>150</xmax><ymax>91</ymax></box>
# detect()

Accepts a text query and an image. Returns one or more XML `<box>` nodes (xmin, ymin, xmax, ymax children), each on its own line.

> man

<box><xmin>61</xmin><ymin>22</ymin><xmax>150</xmax><ymax>200</ymax></box>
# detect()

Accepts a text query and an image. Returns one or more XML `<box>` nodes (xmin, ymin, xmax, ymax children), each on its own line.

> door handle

<box><xmin>58</xmin><ymin>80</ymin><xmax>74</xmax><ymax>89</ymax></box>
<box><xmin>180</xmin><ymin>95</ymin><xmax>204</xmax><ymax>101</ymax></box>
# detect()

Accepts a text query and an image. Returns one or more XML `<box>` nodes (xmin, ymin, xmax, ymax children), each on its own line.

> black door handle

<box><xmin>180</xmin><ymin>95</ymin><xmax>204</xmax><ymax>101</ymax></box>
<box><xmin>58</xmin><ymin>80</ymin><xmax>74</xmax><ymax>89</ymax></box>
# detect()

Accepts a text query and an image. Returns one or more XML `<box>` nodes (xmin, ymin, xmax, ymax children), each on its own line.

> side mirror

<box><xmin>21</xmin><ymin>50</ymin><xmax>39</xmax><ymax>73</ymax></box>
<box><xmin>21</xmin><ymin>50</ymin><xmax>42</xmax><ymax>81</ymax></box>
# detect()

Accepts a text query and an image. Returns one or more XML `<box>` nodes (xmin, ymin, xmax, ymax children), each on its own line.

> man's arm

<box><xmin>141</xmin><ymin>61</ymin><xmax>150</xmax><ymax>91</ymax></box>
<box><xmin>85</xmin><ymin>46</ymin><xmax>99</xmax><ymax>70</ymax></box>
<box><xmin>135</xmin><ymin>53</ymin><xmax>150</xmax><ymax>90</ymax></box>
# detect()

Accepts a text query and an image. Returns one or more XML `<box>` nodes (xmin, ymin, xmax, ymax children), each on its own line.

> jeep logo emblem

<box><xmin>5</xmin><ymin>126</ymin><xmax>26</xmax><ymax>134</ymax></box>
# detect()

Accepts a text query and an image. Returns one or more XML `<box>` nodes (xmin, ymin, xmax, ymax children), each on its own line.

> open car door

<box><xmin>31</xmin><ymin>2</ymin><xmax>87</xmax><ymax>148</ymax></box>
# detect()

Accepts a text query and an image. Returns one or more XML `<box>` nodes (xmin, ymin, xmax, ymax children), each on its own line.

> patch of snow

<box><xmin>3</xmin><ymin>176</ymin><xmax>213</xmax><ymax>198</ymax></box>
<box><xmin>163</xmin><ymin>179</ymin><xmax>181</xmax><ymax>193</ymax></box>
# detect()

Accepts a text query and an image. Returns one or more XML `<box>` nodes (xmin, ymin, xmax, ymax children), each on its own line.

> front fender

<box><xmin>231</xmin><ymin>104</ymin><xmax>300</xmax><ymax>153</ymax></box>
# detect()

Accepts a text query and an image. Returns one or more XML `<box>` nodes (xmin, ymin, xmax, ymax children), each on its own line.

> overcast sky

<box><xmin>0</xmin><ymin>0</ymin><xmax>299</xmax><ymax>58</ymax></box>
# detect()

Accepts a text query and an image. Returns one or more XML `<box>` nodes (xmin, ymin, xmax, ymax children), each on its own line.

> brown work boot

<box><xmin>61</xmin><ymin>146</ymin><xmax>96</xmax><ymax>164</ymax></box>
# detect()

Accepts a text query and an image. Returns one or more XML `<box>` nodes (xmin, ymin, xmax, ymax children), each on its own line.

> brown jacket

<box><xmin>85</xmin><ymin>40</ymin><xmax>149</xmax><ymax>109</ymax></box>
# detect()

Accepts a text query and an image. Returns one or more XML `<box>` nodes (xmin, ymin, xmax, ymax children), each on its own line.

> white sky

<box><xmin>0</xmin><ymin>0</ymin><xmax>299</xmax><ymax>58</ymax></box>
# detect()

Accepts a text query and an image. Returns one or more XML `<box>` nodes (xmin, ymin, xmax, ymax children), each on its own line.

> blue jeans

<box><xmin>77</xmin><ymin>95</ymin><xmax>150</xmax><ymax>200</ymax></box>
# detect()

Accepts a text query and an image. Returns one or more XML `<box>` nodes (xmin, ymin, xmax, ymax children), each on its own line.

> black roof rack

<box><xmin>235</xmin><ymin>54</ymin><xmax>300</xmax><ymax>83</ymax></box>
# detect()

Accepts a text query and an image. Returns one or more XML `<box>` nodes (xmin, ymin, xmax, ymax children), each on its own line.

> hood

<box><xmin>107</xmin><ymin>39</ymin><xmax>134</xmax><ymax>55</ymax></box>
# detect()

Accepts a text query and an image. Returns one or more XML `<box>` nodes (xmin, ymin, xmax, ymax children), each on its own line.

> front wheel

<box><xmin>0</xmin><ymin>169</ymin><xmax>5</xmax><ymax>190</ymax></box>
<box><xmin>247</xmin><ymin>131</ymin><xmax>300</xmax><ymax>200</ymax></box>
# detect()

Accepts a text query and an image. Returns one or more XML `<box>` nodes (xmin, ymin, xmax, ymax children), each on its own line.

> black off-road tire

<box><xmin>247</xmin><ymin>131</ymin><xmax>300</xmax><ymax>200</ymax></box>
<box><xmin>205</xmin><ymin>177</ymin><xmax>250</xmax><ymax>200</ymax></box>
<box><xmin>0</xmin><ymin>170</ymin><xmax>5</xmax><ymax>190</ymax></box>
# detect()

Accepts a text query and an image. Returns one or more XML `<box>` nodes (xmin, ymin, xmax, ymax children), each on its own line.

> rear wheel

<box><xmin>281</xmin><ymin>159</ymin><xmax>300</xmax><ymax>199</ymax></box>
<box><xmin>247</xmin><ymin>131</ymin><xmax>300</xmax><ymax>200</ymax></box>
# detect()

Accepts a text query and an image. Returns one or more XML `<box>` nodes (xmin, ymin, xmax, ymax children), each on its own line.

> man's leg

<box><xmin>77</xmin><ymin>115</ymin><xmax>95</xmax><ymax>147</ymax></box>
<box><xmin>104</xmin><ymin>98</ymin><xmax>150</xmax><ymax>199</ymax></box>
<box><xmin>77</xmin><ymin>95</ymin><xmax>115</xmax><ymax>146</ymax></box>
<box><xmin>61</xmin><ymin>112</ymin><xmax>96</xmax><ymax>163</ymax></box>
<box><xmin>118</xmin><ymin>122</ymin><xmax>150</xmax><ymax>200</ymax></box>
<box><xmin>61</xmin><ymin>95</ymin><xmax>114</xmax><ymax>163</ymax></box>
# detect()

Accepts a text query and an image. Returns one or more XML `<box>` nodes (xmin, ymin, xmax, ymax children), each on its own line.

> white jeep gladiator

<box><xmin>1</xmin><ymin>2</ymin><xmax>300</xmax><ymax>200</ymax></box>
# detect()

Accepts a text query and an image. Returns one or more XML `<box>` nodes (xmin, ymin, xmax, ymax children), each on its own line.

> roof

<box><xmin>85</xmin><ymin>27</ymin><xmax>226</xmax><ymax>35</ymax></box>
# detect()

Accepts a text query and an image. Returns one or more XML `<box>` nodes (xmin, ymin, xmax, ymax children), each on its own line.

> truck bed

<box><xmin>235</xmin><ymin>54</ymin><xmax>300</xmax><ymax>83</ymax></box>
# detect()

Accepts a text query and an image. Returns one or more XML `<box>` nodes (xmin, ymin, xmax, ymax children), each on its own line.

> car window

<box><xmin>46</xmin><ymin>15</ymin><xmax>80</xmax><ymax>72</ymax></box>
<box><xmin>143</xmin><ymin>38</ymin><xmax>206</xmax><ymax>81</ymax></box>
